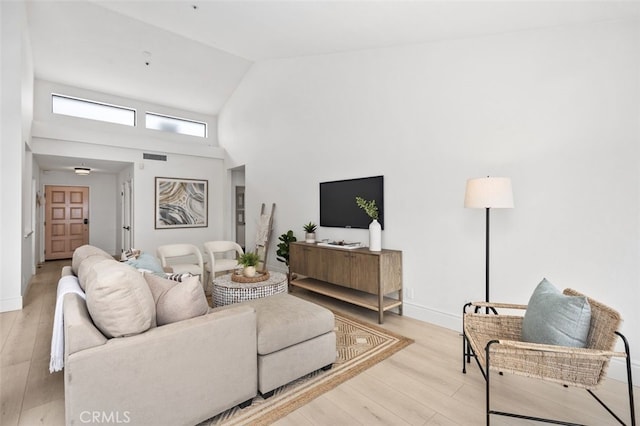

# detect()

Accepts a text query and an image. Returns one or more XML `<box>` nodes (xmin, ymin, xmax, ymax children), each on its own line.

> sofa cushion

<box><xmin>238</xmin><ymin>294</ymin><xmax>335</xmax><ymax>355</ymax></box>
<box><xmin>144</xmin><ymin>273</ymin><xmax>209</xmax><ymax>326</ymax></box>
<box><xmin>72</xmin><ymin>244</ymin><xmax>113</xmax><ymax>275</ymax></box>
<box><xmin>521</xmin><ymin>278</ymin><xmax>591</xmax><ymax>348</ymax></box>
<box><xmin>85</xmin><ymin>259</ymin><xmax>156</xmax><ymax>338</ymax></box>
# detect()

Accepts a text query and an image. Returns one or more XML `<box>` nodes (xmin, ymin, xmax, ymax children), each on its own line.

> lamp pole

<box><xmin>485</xmin><ymin>207</ymin><xmax>491</xmax><ymax>314</ymax></box>
<box><xmin>464</xmin><ymin>176</ymin><xmax>513</xmax><ymax>314</ymax></box>
<box><xmin>485</xmin><ymin>207</ymin><xmax>490</xmax><ymax>303</ymax></box>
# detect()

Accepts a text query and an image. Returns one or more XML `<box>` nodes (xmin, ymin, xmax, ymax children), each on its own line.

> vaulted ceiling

<box><xmin>27</xmin><ymin>1</ymin><xmax>639</xmax><ymax>116</ymax></box>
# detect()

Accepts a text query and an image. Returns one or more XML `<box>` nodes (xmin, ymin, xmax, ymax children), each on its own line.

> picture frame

<box><xmin>155</xmin><ymin>177</ymin><xmax>208</xmax><ymax>229</ymax></box>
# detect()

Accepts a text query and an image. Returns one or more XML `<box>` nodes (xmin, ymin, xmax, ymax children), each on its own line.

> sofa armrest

<box><xmin>63</xmin><ymin>293</ymin><xmax>108</xmax><ymax>356</ymax></box>
<box><xmin>65</xmin><ymin>305</ymin><xmax>258</xmax><ymax>426</ymax></box>
<box><xmin>61</xmin><ymin>265</ymin><xmax>74</xmax><ymax>277</ymax></box>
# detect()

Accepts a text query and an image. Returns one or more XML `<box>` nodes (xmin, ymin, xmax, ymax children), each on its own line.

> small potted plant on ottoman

<box><xmin>238</xmin><ymin>252</ymin><xmax>260</xmax><ymax>277</ymax></box>
<box><xmin>303</xmin><ymin>222</ymin><xmax>318</xmax><ymax>243</ymax></box>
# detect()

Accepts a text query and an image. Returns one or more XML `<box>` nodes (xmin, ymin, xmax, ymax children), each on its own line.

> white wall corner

<box><xmin>0</xmin><ymin>296</ymin><xmax>23</xmax><ymax>313</ymax></box>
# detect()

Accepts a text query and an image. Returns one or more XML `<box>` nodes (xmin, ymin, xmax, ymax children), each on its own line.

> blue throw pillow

<box><xmin>126</xmin><ymin>252</ymin><xmax>165</xmax><ymax>276</ymax></box>
<box><xmin>521</xmin><ymin>278</ymin><xmax>591</xmax><ymax>348</ymax></box>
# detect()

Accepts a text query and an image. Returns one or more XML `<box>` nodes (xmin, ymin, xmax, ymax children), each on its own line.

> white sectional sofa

<box><xmin>61</xmin><ymin>245</ymin><xmax>336</xmax><ymax>425</ymax></box>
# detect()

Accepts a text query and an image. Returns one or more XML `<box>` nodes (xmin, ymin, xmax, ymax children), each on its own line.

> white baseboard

<box><xmin>402</xmin><ymin>301</ymin><xmax>639</xmax><ymax>384</ymax></box>
<box><xmin>403</xmin><ymin>300</ymin><xmax>462</xmax><ymax>331</ymax></box>
<box><xmin>607</xmin><ymin>357</ymin><xmax>640</xmax><ymax>385</ymax></box>
<box><xmin>0</xmin><ymin>296</ymin><xmax>23</xmax><ymax>313</ymax></box>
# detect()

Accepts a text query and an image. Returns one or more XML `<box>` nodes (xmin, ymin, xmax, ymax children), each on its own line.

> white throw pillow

<box><xmin>85</xmin><ymin>259</ymin><xmax>156</xmax><ymax>338</ymax></box>
<box><xmin>145</xmin><ymin>273</ymin><xmax>209</xmax><ymax>326</ymax></box>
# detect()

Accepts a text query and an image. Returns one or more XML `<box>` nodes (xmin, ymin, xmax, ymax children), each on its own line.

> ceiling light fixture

<box><xmin>75</xmin><ymin>167</ymin><xmax>91</xmax><ymax>176</ymax></box>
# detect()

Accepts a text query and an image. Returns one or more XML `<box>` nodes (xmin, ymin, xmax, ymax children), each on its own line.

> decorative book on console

<box><xmin>317</xmin><ymin>241</ymin><xmax>362</xmax><ymax>249</ymax></box>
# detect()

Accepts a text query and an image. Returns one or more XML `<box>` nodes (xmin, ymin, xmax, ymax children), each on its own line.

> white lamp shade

<box><xmin>464</xmin><ymin>177</ymin><xmax>514</xmax><ymax>209</ymax></box>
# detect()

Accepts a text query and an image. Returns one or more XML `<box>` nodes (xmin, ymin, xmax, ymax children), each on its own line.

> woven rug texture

<box><xmin>199</xmin><ymin>311</ymin><xmax>413</xmax><ymax>425</ymax></box>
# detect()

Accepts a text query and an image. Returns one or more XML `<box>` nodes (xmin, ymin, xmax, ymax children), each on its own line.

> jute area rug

<box><xmin>199</xmin><ymin>311</ymin><xmax>413</xmax><ymax>426</ymax></box>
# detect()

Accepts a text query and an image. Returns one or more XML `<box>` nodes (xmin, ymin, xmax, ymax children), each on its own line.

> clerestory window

<box><xmin>52</xmin><ymin>94</ymin><xmax>136</xmax><ymax>126</ymax></box>
<box><xmin>145</xmin><ymin>112</ymin><xmax>207</xmax><ymax>138</ymax></box>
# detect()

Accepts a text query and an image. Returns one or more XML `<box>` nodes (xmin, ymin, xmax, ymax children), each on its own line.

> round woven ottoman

<box><xmin>212</xmin><ymin>271</ymin><xmax>287</xmax><ymax>307</ymax></box>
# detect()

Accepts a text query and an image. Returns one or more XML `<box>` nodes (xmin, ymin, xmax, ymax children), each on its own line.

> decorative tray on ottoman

<box><xmin>231</xmin><ymin>271</ymin><xmax>270</xmax><ymax>283</ymax></box>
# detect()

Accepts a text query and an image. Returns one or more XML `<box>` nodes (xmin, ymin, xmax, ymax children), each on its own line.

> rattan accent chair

<box><xmin>462</xmin><ymin>289</ymin><xmax>636</xmax><ymax>425</ymax></box>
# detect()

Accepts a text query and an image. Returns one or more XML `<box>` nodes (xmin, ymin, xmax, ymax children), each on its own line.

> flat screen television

<box><xmin>320</xmin><ymin>176</ymin><xmax>384</xmax><ymax>230</ymax></box>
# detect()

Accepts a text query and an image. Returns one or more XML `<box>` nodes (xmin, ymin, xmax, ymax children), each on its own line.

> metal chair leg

<box><xmin>617</xmin><ymin>332</ymin><xmax>636</xmax><ymax>426</ymax></box>
<box><xmin>484</xmin><ymin>334</ymin><xmax>636</xmax><ymax>426</ymax></box>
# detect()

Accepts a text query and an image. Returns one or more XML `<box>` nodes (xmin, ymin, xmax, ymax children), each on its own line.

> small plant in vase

<box><xmin>238</xmin><ymin>252</ymin><xmax>260</xmax><ymax>277</ymax></box>
<box><xmin>303</xmin><ymin>222</ymin><xmax>318</xmax><ymax>243</ymax></box>
<box><xmin>356</xmin><ymin>196</ymin><xmax>381</xmax><ymax>251</ymax></box>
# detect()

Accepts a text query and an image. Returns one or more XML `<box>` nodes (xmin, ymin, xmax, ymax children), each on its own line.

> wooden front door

<box><xmin>45</xmin><ymin>186</ymin><xmax>89</xmax><ymax>260</ymax></box>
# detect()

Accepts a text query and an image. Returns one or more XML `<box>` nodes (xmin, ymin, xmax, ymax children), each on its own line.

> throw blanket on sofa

<box><xmin>50</xmin><ymin>275</ymin><xmax>85</xmax><ymax>373</ymax></box>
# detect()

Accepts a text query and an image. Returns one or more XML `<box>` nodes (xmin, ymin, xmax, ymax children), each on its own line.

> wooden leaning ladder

<box><xmin>255</xmin><ymin>203</ymin><xmax>275</xmax><ymax>272</ymax></box>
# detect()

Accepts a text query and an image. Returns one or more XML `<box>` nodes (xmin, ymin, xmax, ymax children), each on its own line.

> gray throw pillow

<box><xmin>125</xmin><ymin>252</ymin><xmax>165</xmax><ymax>276</ymax></box>
<box><xmin>521</xmin><ymin>278</ymin><xmax>591</xmax><ymax>348</ymax></box>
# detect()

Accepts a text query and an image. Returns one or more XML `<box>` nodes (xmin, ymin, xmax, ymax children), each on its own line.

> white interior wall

<box><xmin>33</xmin><ymin>80</ymin><xmax>220</xmax><ymax>152</ymax></box>
<box><xmin>1</xmin><ymin>1</ymin><xmax>34</xmax><ymax>312</ymax></box>
<box><xmin>39</xmin><ymin>171</ymin><xmax>119</xmax><ymax>255</ymax></box>
<box><xmin>31</xmin><ymin>81</ymin><xmax>228</xmax><ymax>257</ymax></box>
<box><xmin>219</xmin><ymin>19</ymin><xmax>640</xmax><ymax>380</ymax></box>
<box><xmin>21</xmin><ymin>14</ymin><xmax>35</xmax><ymax>291</ymax></box>
<box><xmin>32</xmin><ymin>137</ymin><xmax>227</xmax><ymax>257</ymax></box>
<box><xmin>132</xmin><ymin>153</ymin><xmax>226</xmax><ymax>253</ymax></box>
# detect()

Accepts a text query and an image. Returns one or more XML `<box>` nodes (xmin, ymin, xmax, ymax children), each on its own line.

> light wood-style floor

<box><xmin>1</xmin><ymin>260</ymin><xmax>637</xmax><ymax>425</ymax></box>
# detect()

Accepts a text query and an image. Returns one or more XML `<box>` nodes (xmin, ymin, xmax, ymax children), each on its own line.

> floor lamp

<box><xmin>464</xmin><ymin>177</ymin><xmax>514</xmax><ymax>312</ymax></box>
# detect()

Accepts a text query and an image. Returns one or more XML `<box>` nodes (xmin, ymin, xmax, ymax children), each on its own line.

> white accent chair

<box><xmin>156</xmin><ymin>244</ymin><xmax>204</xmax><ymax>284</ymax></box>
<box><xmin>204</xmin><ymin>241</ymin><xmax>244</xmax><ymax>289</ymax></box>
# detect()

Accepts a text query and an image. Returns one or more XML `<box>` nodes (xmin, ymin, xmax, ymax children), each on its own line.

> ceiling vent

<box><xmin>143</xmin><ymin>153</ymin><xmax>167</xmax><ymax>161</ymax></box>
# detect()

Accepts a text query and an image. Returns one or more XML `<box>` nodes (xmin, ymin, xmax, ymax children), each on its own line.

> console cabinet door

<box><xmin>308</xmin><ymin>247</ymin><xmax>329</xmax><ymax>281</ymax></box>
<box><xmin>326</xmin><ymin>250</ymin><xmax>352</xmax><ymax>287</ymax></box>
<box><xmin>350</xmin><ymin>252</ymin><xmax>380</xmax><ymax>294</ymax></box>
<box><xmin>289</xmin><ymin>243</ymin><xmax>306</xmax><ymax>275</ymax></box>
<box><xmin>290</xmin><ymin>243</ymin><xmax>328</xmax><ymax>280</ymax></box>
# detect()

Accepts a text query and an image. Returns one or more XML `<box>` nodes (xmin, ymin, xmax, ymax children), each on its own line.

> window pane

<box><xmin>145</xmin><ymin>112</ymin><xmax>207</xmax><ymax>138</ymax></box>
<box><xmin>52</xmin><ymin>94</ymin><xmax>135</xmax><ymax>126</ymax></box>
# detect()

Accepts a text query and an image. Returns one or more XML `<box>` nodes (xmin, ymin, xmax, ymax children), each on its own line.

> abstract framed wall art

<box><xmin>155</xmin><ymin>177</ymin><xmax>208</xmax><ymax>229</ymax></box>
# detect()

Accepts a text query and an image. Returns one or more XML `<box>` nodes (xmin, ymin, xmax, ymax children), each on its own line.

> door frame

<box><xmin>120</xmin><ymin>179</ymin><xmax>134</xmax><ymax>254</ymax></box>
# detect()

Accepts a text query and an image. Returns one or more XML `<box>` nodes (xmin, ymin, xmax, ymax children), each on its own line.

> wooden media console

<box><xmin>289</xmin><ymin>241</ymin><xmax>402</xmax><ymax>323</ymax></box>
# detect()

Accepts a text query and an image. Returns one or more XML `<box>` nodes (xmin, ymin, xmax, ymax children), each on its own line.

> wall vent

<box><xmin>143</xmin><ymin>153</ymin><xmax>167</xmax><ymax>161</ymax></box>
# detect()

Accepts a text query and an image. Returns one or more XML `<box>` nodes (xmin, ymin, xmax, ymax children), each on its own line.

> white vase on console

<box><xmin>369</xmin><ymin>219</ymin><xmax>381</xmax><ymax>252</ymax></box>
